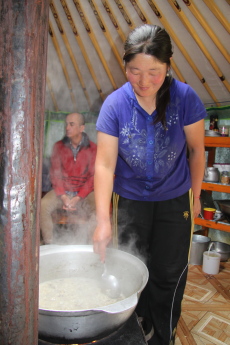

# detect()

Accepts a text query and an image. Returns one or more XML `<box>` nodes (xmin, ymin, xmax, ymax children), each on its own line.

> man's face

<box><xmin>65</xmin><ymin>114</ymin><xmax>84</xmax><ymax>140</ymax></box>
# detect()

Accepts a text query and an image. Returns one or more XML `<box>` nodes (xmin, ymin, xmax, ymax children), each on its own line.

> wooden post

<box><xmin>0</xmin><ymin>1</ymin><xmax>49</xmax><ymax>344</ymax></box>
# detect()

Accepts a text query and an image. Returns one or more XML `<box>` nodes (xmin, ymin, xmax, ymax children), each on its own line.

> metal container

<box><xmin>203</xmin><ymin>167</ymin><xmax>219</xmax><ymax>182</ymax></box>
<box><xmin>205</xmin><ymin>130</ymin><xmax>221</xmax><ymax>137</ymax></box>
<box><xmin>209</xmin><ymin>241</ymin><xmax>230</xmax><ymax>262</ymax></box>
<box><xmin>39</xmin><ymin>245</ymin><xmax>148</xmax><ymax>343</ymax></box>
<box><xmin>215</xmin><ymin>199</ymin><xmax>230</xmax><ymax>221</ymax></box>
<box><xmin>189</xmin><ymin>235</ymin><xmax>211</xmax><ymax>265</ymax></box>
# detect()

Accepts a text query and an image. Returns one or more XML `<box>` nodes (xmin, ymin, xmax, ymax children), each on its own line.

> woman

<box><xmin>93</xmin><ymin>24</ymin><xmax>206</xmax><ymax>345</ymax></box>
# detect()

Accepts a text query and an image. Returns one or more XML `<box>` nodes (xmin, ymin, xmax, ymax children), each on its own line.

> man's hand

<box><xmin>60</xmin><ymin>194</ymin><xmax>71</xmax><ymax>209</ymax></box>
<box><xmin>67</xmin><ymin>195</ymin><xmax>81</xmax><ymax>211</ymax></box>
<box><xmin>61</xmin><ymin>194</ymin><xmax>81</xmax><ymax>211</ymax></box>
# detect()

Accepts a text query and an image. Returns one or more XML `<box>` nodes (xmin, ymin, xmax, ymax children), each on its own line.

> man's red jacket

<box><xmin>50</xmin><ymin>133</ymin><xmax>97</xmax><ymax>199</ymax></box>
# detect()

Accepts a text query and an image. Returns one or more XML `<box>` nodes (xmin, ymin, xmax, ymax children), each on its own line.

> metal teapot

<box><xmin>203</xmin><ymin>167</ymin><xmax>219</xmax><ymax>182</ymax></box>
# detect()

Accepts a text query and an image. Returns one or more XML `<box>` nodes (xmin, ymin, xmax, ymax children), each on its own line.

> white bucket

<box><xmin>202</xmin><ymin>251</ymin><xmax>221</xmax><ymax>275</ymax></box>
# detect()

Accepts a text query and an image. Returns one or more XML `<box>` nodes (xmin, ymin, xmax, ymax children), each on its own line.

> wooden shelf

<box><xmin>201</xmin><ymin>182</ymin><xmax>230</xmax><ymax>193</ymax></box>
<box><xmin>204</xmin><ymin>136</ymin><xmax>230</xmax><ymax>147</ymax></box>
<box><xmin>194</xmin><ymin>137</ymin><xmax>230</xmax><ymax>234</ymax></box>
<box><xmin>194</xmin><ymin>217</ymin><xmax>230</xmax><ymax>233</ymax></box>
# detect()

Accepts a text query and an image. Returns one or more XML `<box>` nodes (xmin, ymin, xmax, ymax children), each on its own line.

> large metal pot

<box><xmin>208</xmin><ymin>241</ymin><xmax>230</xmax><ymax>261</ymax></box>
<box><xmin>39</xmin><ymin>245</ymin><xmax>148</xmax><ymax>344</ymax></box>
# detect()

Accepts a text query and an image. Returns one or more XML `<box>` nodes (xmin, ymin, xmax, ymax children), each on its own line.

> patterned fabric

<box><xmin>96</xmin><ymin>79</ymin><xmax>207</xmax><ymax>201</ymax></box>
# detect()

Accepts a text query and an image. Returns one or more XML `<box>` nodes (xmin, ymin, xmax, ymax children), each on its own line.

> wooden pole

<box><xmin>60</xmin><ymin>0</ymin><xmax>105</xmax><ymax>101</ymax></box>
<box><xmin>48</xmin><ymin>21</ymin><xmax>78</xmax><ymax>111</ymax></box>
<box><xmin>113</xmin><ymin>0</ymin><xmax>135</xmax><ymax>29</ymax></box>
<box><xmin>0</xmin><ymin>0</ymin><xmax>49</xmax><ymax>344</ymax></box>
<box><xmin>203</xmin><ymin>0</ymin><xmax>230</xmax><ymax>34</ymax></box>
<box><xmin>46</xmin><ymin>76</ymin><xmax>59</xmax><ymax>111</ymax></box>
<box><xmin>182</xmin><ymin>0</ymin><xmax>230</xmax><ymax>64</ymax></box>
<box><xmin>88</xmin><ymin>0</ymin><xmax>126</xmax><ymax>78</ymax></box>
<box><xmin>128</xmin><ymin>0</ymin><xmax>147</xmax><ymax>23</ymax></box>
<box><xmin>142</xmin><ymin>0</ymin><xmax>220</xmax><ymax>105</ymax></box>
<box><xmin>168</xmin><ymin>0</ymin><xmax>230</xmax><ymax>93</ymax></box>
<box><xmin>50</xmin><ymin>1</ymin><xmax>92</xmax><ymax>108</ymax></box>
<box><xmin>170</xmin><ymin>60</ymin><xmax>186</xmax><ymax>83</ymax></box>
<box><xmin>72</xmin><ymin>0</ymin><xmax>118</xmax><ymax>90</ymax></box>
<box><xmin>101</xmin><ymin>0</ymin><xmax>127</xmax><ymax>43</ymax></box>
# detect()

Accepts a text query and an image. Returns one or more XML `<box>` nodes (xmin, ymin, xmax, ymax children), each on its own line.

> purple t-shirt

<box><xmin>96</xmin><ymin>79</ymin><xmax>207</xmax><ymax>201</ymax></box>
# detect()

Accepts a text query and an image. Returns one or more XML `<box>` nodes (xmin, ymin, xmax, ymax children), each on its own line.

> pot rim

<box><xmin>39</xmin><ymin>245</ymin><xmax>148</xmax><ymax>314</ymax></box>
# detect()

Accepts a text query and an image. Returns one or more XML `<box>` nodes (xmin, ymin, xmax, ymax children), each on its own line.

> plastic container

<box><xmin>202</xmin><ymin>251</ymin><xmax>221</xmax><ymax>274</ymax></box>
<box><xmin>203</xmin><ymin>208</ymin><xmax>216</xmax><ymax>220</ymax></box>
<box><xmin>219</xmin><ymin>126</ymin><xmax>229</xmax><ymax>137</ymax></box>
<box><xmin>189</xmin><ymin>235</ymin><xmax>211</xmax><ymax>265</ymax></box>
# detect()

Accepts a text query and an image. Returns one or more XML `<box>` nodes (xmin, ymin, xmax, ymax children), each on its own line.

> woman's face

<box><xmin>125</xmin><ymin>53</ymin><xmax>168</xmax><ymax>99</ymax></box>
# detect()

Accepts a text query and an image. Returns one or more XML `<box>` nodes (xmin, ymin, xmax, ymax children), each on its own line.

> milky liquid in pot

<box><xmin>39</xmin><ymin>277</ymin><xmax>124</xmax><ymax>311</ymax></box>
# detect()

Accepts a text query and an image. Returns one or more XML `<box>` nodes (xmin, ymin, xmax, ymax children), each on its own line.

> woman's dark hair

<box><xmin>123</xmin><ymin>24</ymin><xmax>173</xmax><ymax>127</ymax></box>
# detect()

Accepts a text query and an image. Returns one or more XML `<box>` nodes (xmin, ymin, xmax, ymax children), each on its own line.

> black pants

<box><xmin>114</xmin><ymin>191</ymin><xmax>193</xmax><ymax>345</ymax></box>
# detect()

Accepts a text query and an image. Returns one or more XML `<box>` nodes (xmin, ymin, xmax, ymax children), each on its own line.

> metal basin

<box><xmin>216</xmin><ymin>200</ymin><xmax>230</xmax><ymax>215</ymax></box>
<box><xmin>39</xmin><ymin>245</ymin><xmax>148</xmax><ymax>344</ymax></box>
<box><xmin>209</xmin><ymin>241</ymin><xmax>230</xmax><ymax>261</ymax></box>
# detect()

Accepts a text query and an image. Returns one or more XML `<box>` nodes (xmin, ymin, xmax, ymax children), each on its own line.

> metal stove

<box><xmin>38</xmin><ymin>312</ymin><xmax>147</xmax><ymax>345</ymax></box>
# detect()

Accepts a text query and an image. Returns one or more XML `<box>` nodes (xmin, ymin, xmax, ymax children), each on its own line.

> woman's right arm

<box><xmin>93</xmin><ymin>131</ymin><xmax>118</xmax><ymax>262</ymax></box>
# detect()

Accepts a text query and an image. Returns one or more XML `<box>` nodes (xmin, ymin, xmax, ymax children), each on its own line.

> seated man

<box><xmin>40</xmin><ymin>112</ymin><xmax>97</xmax><ymax>244</ymax></box>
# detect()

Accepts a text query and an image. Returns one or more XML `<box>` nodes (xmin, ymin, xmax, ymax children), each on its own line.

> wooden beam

<box><xmin>50</xmin><ymin>1</ymin><xmax>92</xmax><ymax>108</ymax></box>
<box><xmin>142</xmin><ymin>0</ymin><xmax>221</xmax><ymax>105</ymax></box>
<box><xmin>60</xmin><ymin>0</ymin><xmax>105</xmax><ymax>101</ymax></box>
<box><xmin>181</xmin><ymin>0</ymin><xmax>230</xmax><ymax>83</ymax></box>
<box><xmin>46</xmin><ymin>76</ymin><xmax>59</xmax><ymax>111</ymax></box>
<box><xmin>203</xmin><ymin>0</ymin><xmax>230</xmax><ymax>34</ymax></box>
<box><xmin>88</xmin><ymin>0</ymin><xmax>126</xmax><ymax>78</ymax></box>
<box><xmin>48</xmin><ymin>21</ymin><xmax>78</xmax><ymax>111</ymax></box>
<box><xmin>101</xmin><ymin>0</ymin><xmax>127</xmax><ymax>42</ymax></box>
<box><xmin>182</xmin><ymin>0</ymin><xmax>230</xmax><ymax>64</ymax></box>
<box><xmin>168</xmin><ymin>0</ymin><xmax>230</xmax><ymax>93</ymax></box>
<box><xmin>72</xmin><ymin>0</ymin><xmax>118</xmax><ymax>90</ymax></box>
<box><xmin>113</xmin><ymin>0</ymin><xmax>135</xmax><ymax>29</ymax></box>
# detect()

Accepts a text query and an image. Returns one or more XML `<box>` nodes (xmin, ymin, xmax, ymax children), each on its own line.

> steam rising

<box><xmin>53</xmin><ymin>213</ymin><xmax>96</xmax><ymax>246</ymax></box>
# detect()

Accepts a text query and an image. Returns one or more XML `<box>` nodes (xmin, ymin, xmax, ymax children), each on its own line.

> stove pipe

<box><xmin>0</xmin><ymin>1</ymin><xmax>49</xmax><ymax>344</ymax></box>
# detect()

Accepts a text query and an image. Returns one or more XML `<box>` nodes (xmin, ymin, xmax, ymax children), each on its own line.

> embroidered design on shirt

<box><xmin>119</xmin><ymin>101</ymin><xmax>180</xmax><ymax>175</ymax></box>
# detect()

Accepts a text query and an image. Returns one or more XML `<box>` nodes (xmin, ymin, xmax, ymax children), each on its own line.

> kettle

<box><xmin>203</xmin><ymin>167</ymin><xmax>219</xmax><ymax>182</ymax></box>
